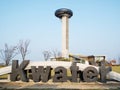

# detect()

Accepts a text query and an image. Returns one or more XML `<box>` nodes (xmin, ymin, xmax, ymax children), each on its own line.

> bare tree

<box><xmin>18</xmin><ymin>40</ymin><xmax>30</xmax><ymax>61</ymax></box>
<box><xmin>109</xmin><ymin>59</ymin><xmax>116</xmax><ymax>65</ymax></box>
<box><xmin>52</xmin><ymin>49</ymin><xmax>61</xmax><ymax>59</ymax></box>
<box><xmin>0</xmin><ymin>44</ymin><xmax>18</xmax><ymax>66</ymax></box>
<box><xmin>42</xmin><ymin>51</ymin><xmax>51</xmax><ymax>61</ymax></box>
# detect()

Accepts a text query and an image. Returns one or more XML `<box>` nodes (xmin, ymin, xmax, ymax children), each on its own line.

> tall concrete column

<box><xmin>62</xmin><ymin>15</ymin><xmax>69</xmax><ymax>58</ymax></box>
<box><xmin>55</xmin><ymin>8</ymin><xmax>73</xmax><ymax>58</ymax></box>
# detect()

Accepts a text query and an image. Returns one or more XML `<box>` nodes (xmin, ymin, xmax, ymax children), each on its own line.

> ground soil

<box><xmin>0</xmin><ymin>80</ymin><xmax>120</xmax><ymax>90</ymax></box>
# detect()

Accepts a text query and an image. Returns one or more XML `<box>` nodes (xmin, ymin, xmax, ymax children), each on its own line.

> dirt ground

<box><xmin>0</xmin><ymin>80</ymin><xmax>120</xmax><ymax>90</ymax></box>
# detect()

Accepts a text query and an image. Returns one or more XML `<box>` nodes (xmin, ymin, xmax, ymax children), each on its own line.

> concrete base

<box><xmin>107</xmin><ymin>71</ymin><xmax>120</xmax><ymax>82</ymax></box>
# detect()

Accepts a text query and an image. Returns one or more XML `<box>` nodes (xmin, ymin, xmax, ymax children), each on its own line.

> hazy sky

<box><xmin>0</xmin><ymin>0</ymin><xmax>120</xmax><ymax>62</ymax></box>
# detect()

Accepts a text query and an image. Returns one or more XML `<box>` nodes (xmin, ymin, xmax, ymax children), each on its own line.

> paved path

<box><xmin>0</xmin><ymin>81</ymin><xmax>120</xmax><ymax>90</ymax></box>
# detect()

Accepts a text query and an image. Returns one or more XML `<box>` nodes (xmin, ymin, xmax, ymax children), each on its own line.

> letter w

<box><xmin>31</xmin><ymin>66</ymin><xmax>51</xmax><ymax>82</ymax></box>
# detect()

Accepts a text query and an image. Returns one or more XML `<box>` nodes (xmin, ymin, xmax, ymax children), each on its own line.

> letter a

<box><xmin>53</xmin><ymin>66</ymin><xmax>67</xmax><ymax>82</ymax></box>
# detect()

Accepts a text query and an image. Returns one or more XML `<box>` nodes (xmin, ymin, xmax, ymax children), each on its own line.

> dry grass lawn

<box><xmin>112</xmin><ymin>65</ymin><xmax>120</xmax><ymax>73</ymax></box>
